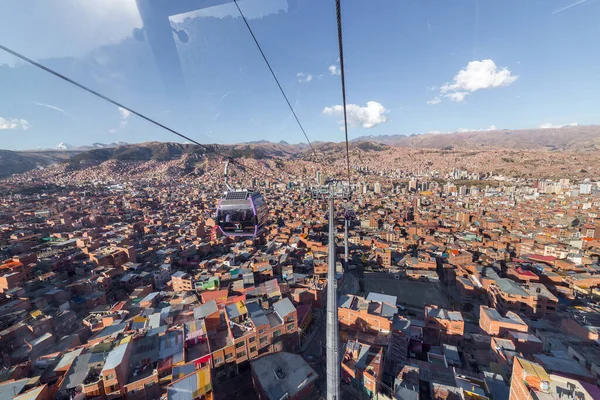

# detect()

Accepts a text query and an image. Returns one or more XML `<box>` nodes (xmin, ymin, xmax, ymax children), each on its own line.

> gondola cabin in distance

<box><xmin>216</xmin><ymin>191</ymin><xmax>268</xmax><ymax>237</ymax></box>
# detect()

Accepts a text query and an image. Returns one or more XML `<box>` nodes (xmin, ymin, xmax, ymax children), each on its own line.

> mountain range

<box><xmin>55</xmin><ymin>141</ymin><xmax>129</xmax><ymax>151</ymax></box>
<box><xmin>351</xmin><ymin>125</ymin><xmax>600</xmax><ymax>151</ymax></box>
<box><xmin>2</xmin><ymin>125</ymin><xmax>600</xmax><ymax>179</ymax></box>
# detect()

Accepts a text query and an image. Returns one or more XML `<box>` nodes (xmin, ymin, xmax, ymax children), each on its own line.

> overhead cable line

<box><xmin>233</xmin><ymin>0</ymin><xmax>319</xmax><ymax>161</ymax></box>
<box><xmin>0</xmin><ymin>43</ymin><xmax>287</xmax><ymax>184</ymax></box>
<box><xmin>335</xmin><ymin>0</ymin><xmax>352</xmax><ymax>187</ymax></box>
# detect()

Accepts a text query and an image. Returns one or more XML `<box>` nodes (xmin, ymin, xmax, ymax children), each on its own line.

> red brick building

<box><xmin>341</xmin><ymin>340</ymin><xmax>383</xmax><ymax>397</ymax></box>
<box><xmin>479</xmin><ymin>305</ymin><xmax>528</xmax><ymax>336</ymax></box>
<box><xmin>424</xmin><ymin>305</ymin><xmax>464</xmax><ymax>336</ymax></box>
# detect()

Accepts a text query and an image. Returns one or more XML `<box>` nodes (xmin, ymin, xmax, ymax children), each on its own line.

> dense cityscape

<box><xmin>1</xmin><ymin>142</ymin><xmax>599</xmax><ymax>400</ymax></box>
<box><xmin>2</xmin><ymin>0</ymin><xmax>600</xmax><ymax>398</ymax></box>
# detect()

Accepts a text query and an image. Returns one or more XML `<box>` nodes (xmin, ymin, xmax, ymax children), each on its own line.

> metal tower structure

<box><xmin>344</xmin><ymin>219</ymin><xmax>349</xmax><ymax>265</ymax></box>
<box><xmin>311</xmin><ymin>180</ymin><xmax>351</xmax><ymax>400</ymax></box>
<box><xmin>326</xmin><ymin>193</ymin><xmax>340</xmax><ymax>400</ymax></box>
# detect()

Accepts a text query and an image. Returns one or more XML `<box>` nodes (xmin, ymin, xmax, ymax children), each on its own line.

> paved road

<box><xmin>364</xmin><ymin>272</ymin><xmax>448</xmax><ymax>308</ymax></box>
<box><xmin>339</xmin><ymin>272</ymin><xmax>359</xmax><ymax>295</ymax></box>
<box><xmin>303</xmin><ymin>309</ymin><xmax>327</xmax><ymax>397</ymax></box>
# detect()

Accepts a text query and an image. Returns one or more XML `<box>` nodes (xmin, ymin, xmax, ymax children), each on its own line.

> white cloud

<box><xmin>441</xmin><ymin>59</ymin><xmax>518</xmax><ymax>93</ymax></box>
<box><xmin>434</xmin><ymin>59</ymin><xmax>518</xmax><ymax>103</ymax></box>
<box><xmin>427</xmin><ymin>125</ymin><xmax>497</xmax><ymax>135</ymax></box>
<box><xmin>0</xmin><ymin>0</ymin><xmax>142</xmax><ymax>66</ymax></box>
<box><xmin>170</xmin><ymin>0</ymin><xmax>287</xmax><ymax>22</ymax></box>
<box><xmin>0</xmin><ymin>116</ymin><xmax>31</xmax><ymax>130</ymax></box>
<box><xmin>458</xmin><ymin>125</ymin><xmax>497</xmax><ymax>132</ymax></box>
<box><xmin>32</xmin><ymin>102</ymin><xmax>70</xmax><ymax>116</ymax></box>
<box><xmin>118</xmin><ymin>107</ymin><xmax>131</xmax><ymax>119</ymax></box>
<box><xmin>538</xmin><ymin>123</ymin><xmax>559</xmax><ymax>129</ymax></box>
<box><xmin>538</xmin><ymin>122</ymin><xmax>579</xmax><ymax>129</ymax></box>
<box><xmin>118</xmin><ymin>107</ymin><xmax>131</xmax><ymax>128</ymax></box>
<box><xmin>444</xmin><ymin>92</ymin><xmax>469</xmax><ymax>103</ymax></box>
<box><xmin>323</xmin><ymin>101</ymin><xmax>389</xmax><ymax>129</ymax></box>
<box><xmin>296</xmin><ymin>72</ymin><xmax>313</xmax><ymax>83</ymax></box>
<box><xmin>427</xmin><ymin>97</ymin><xmax>441</xmax><ymax>105</ymax></box>
<box><xmin>328</xmin><ymin>65</ymin><xmax>340</xmax><ymax>76</ymax></box>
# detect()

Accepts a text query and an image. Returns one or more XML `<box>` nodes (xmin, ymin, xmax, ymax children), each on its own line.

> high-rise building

<box><xmin>374</xmin><ymin>181</ymin><xmax>381</xmax><ymax>194</ymax></box>
<box><xmin>316</xmin><ymin>171</ymin><xmax>326</xmax><ymax>186</ymax></box>
<box><xmin>580</xmin><ymin>181</ymin><xmax>592</xmax><ymax>195</ymax></box>
<box><xmin>408</xmin><ymin>179</ymin><xmax>417</xmax><ymax>192</ymax></box>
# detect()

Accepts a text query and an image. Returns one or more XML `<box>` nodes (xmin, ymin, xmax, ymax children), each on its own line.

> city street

<box><xmin>364</xmin><ymin>272</ymin><xmax>448</xmax><ymax>308</ymax></box>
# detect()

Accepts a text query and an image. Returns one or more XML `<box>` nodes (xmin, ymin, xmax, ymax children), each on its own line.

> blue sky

<box><xmin>1</xmin><ymin>0</ymin><xmax>599</xmax><ymax>150</ymax></box>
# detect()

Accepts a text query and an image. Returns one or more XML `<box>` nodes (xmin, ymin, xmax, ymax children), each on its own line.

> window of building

<box><xmin>249</xmin><ymin>336</ymin><xmax>256</xmax><ymax>343</ymax></box>
<box><xmin>105</xmin><ymin>374</ymin><xmax>115</xmax><ymax>381</ymax></box>
<box><xmin>249</xmin><ymin>346</ymin><xmax>257</xmax><ymax>353</ymax></box>
<box><xmin>259</xmin><ymin>327</ymin><xmax>267</xmax><ymax>334</ymax></box>
<box><xmin>235</xmin><ymin>341</ymin><xmax>245</xmax><ymax>349</ymax></box>
<box><xmin>260</xmin><ymin>336</ymin><xmax>268</xmax><ymax>344</ymax></box>
<box><xmin>287</xmin><ymin>323</ymin><xmax>295</xmax><ymax>331</ymax></box>
<box><xmin>225</xmin><ymin>353</ymin><xmax>233</xmax><ymax>360</ymax></box>
<box><xmin>273</xmin><ymin>330</ymin><xmax>281</xmax><ymax>337</ymax></box>
<box><xmin>237</xmin><ymin>351</ymin><xmax>246</xmax><ymax>358</ymax></box>
<box><xmin>107</xmin><ymin>384</ymin><xmax>119</xmax><ymax>393</ymax></box>
<box><xmin>214</xmin><ymin>357</ymin><xmax>223</xmax><ymax>364</ymax></box>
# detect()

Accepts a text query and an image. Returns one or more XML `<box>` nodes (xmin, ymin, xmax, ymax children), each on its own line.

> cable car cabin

<box><xmin>216</xmin><ymin>191</ymin><xmax>268</xmax><ymax>237</ymax></box>
<box><xmin>344</xmin><ymin>210</ymin><xmax>356</xmax><ymax>221</ymax></box>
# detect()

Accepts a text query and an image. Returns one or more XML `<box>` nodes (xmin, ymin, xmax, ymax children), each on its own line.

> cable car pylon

<box><xmin>344</xmin><ymin>218</ymin><xmax>349</xmax><ymax>266</ymax></box>
<box><xmin>313</xmin><ymin>180</ymin><xmax>351</xmax><ymax>400</ymax></box>
<box><xmin>326</xmin><ymin>189</ymin><xmax>339</xmax><ymax>400</ymax></box>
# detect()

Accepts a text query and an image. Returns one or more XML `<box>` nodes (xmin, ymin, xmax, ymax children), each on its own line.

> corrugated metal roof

<box><xmin>517</xmin><ymin>357</ymin><xmax>551</xmax><ymax>381</ymax></box>
<box><xmin>167</xmin><ymin>366</ymin><xmax>211</xmax><ymax>400</ymax></box>
<box><xmin>339</xmin><ymin>294</ymin><xmax>353</xmax><ymax>309</ymax></box>
<box><xmin>381</xmin><ymin>303</ymin><xmax>397</xmax><ymax>319</ymax></box>
<box><xmin>13</xmin><ymin>384</ymin><xmax>46</xmax><ymax>400</ymax></box>
<box><xmin>366</xmin><ymin>292</ymin><xmax>397</xmax><ymax>306</ymax></box>
<box><xmin>102</xmin><ymin>342</ymin><xmax>129</xmax><ymax>372</ymax></box>
<box><xmin>496</xmin><ymin>278</ymin><xmax>529</xmax><ymax>297</ymax></box>
<box><xmin>273</xmin><ymin>297</ymin><xmax>295</xmax><ymax>318</ymax></box>
<box><xmin>61</xmin><ymin>353</ymin><xmax>93</xmax><ymax>390</ymax></box>
<box><xmin>0</xmin><ymin>378</ymin><xmax>29</xmax><ymax>398</ymax></box>
<box><xmin>250</xmin><ymin>352</ymin><xmax>317</xmax><ymax>400</ymax></box>
<box><xmin>148</xmin><ymin>313</ymin><xmax>161</xmax><ymax>329</ymax></box>
<box><xmin>427</xmin><ymin>307</ymin><xmax>463</xmax><ymax>322</ymax></box>
<box><xmin>54</xmin><ymin>348</ymin><xmax>83</xmax><ymax>372</ymax></box>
